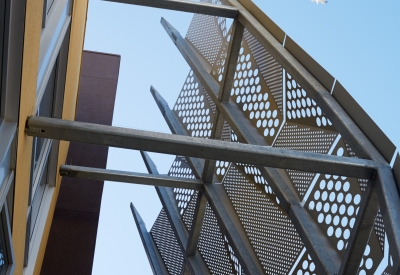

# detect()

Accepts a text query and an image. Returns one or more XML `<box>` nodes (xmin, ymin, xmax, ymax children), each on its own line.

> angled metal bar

<box><xmin>150</xmin><ymin>86</ymin><xmax>203</xmax><ymax>179</ymax></box>
<box><xmin>105</xmin><ymin>0</ymin><xmax>239</xmax><ymax>18</ymax></box>
<box><xmin>181</xmin><ymin>263</ymin><xmax>190</xmax><ymax>275</ymax></box>
<box><xmin>338</xmin><ymin>181</ymin><xmax>379</xmax><ymax>275</ymax></box>
<box><xmin>185</xmin><ymin>113</ymin><xmax>225</xmax><ymax>257</ymax></box>
<box><xmin>156</xmin><ymin>186</ymin><xmax>211</xmax><ymax>275</ymax></box>
<box><xmin>140</xmin><ymin>151</ymin><xmax>211</xmax><ymax>275</ymax></box>
<box><xmin>375</xmin><ymin>166</ymin><xmax>400</xmax><ymax>274</ymax></box>
<box><xmin>161</xmin><ymin>18</ymin><xmax>342</xmax><ymax>274</ymax></box>
<box><xmin>200</xmin><ymin>112</ymin><xmax>225</xmax><ymax>183</ymax></box>
<box><xmin>218</xmin><ymin>20</ymin><xmax>244</xmax><ymax>103</ymax></box>
<box><xmin>185</xmin><ymin>192</ymin><xmax>207</xmax><ymax>256</ymax></box>
<box><xmin>130</xmin><ymin>203</ymin><xmax>169</xmax><ymax>275</ymax></box>
<box><xmin>205</xmin><ymin>181</ymin><xmax>265</xmax><ymax>275</ymax></box>
<box><xmin>161</xmin><ymin>17</ymin><xmax>260</xmax><ymax>146</ymax></box>
<box><xmin>149</xmin><ymin>89</ymin><xmax>267</xmax><ymax>275</ymax></box>
<box><xmin>260</xmin><ymin>167</ymin><xmax>341</xmax><ymax>275</ymax></box>
<box><xmin>59</xmin><ymin>164</ymin><xmax>203</xmax><ymax>189</ymax></box>
<box><xmin>26</xmin><ymin>116</ymin><xmax>376</xmax><ymax>179</ymax></box>
<box><xmin>140</xmin><ymin>151</ymin><xmax>160</xmax><ymax>175</ymax></box>
<box><xmin>186</xmin><ymin>19</ymin><xmax>245</xmax><ymax>257</ymax></box>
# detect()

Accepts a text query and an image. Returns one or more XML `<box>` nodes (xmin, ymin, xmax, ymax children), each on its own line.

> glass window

<box><xmin>31</xmin><ymin>66</ymin><xmax>55</xmax><ymax>173</ymax></box>
<box><xmin>0</xmin><ymin>212</ymin><xmax>9</xmax><ymax>275</ymax></box>
<box><xmin>29</xmin><ymin>161</ymin><xmax>49</xmax><ymax>240</ymax></box>
<box><xmin>42</xmin><ymin>0</ymin><xmax>56</xmax><ymax>28</ymax></box>
<box><xmin>0</xmin><ymin>203</ymin><xmax>13</xmax><ymax>275</ymax></box>
<box><xmin>0</xmin><ymin>0</ymin><xmax>6</xmax><ymax>115</ymax></box>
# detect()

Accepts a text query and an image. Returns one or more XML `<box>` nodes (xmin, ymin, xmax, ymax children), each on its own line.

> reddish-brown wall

<box><xmin>41</xmin><ymin>51</ymin><xmax>120</xmax><ymax>275</ymax></box>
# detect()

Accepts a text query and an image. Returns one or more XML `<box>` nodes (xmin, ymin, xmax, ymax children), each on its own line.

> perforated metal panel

<box><xmin>173</xmin><ymin>71</ymin><xmax>215</xmax><ymax>139</ymax></box>
<box><xmin>140</xmin><ymin>1</ymin><xmax>398</xmax><ymax>274</ymax></box>
<box><xmin>223</xmin><ymin>164</ymin><xmax>304</xmax><ymax>274</ymax></box>
<box><xmin>150</xmin><ymin>209</ymin><xmax>184</xmax><ymax>274</ymax></box>
<box><xmin>197</xmin><ymin>203</ymin><xmax>237</xmax><ymax>274</ymax></box>
<box><xmin>169</xmin><ymin>157</ymin><xmax>197</xmax><ymax>215</ymax></box>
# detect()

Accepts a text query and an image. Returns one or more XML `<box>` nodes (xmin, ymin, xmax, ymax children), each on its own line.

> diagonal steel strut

<box><xmin>148</xmin><ymin>89</ymin><xmax>265</xmax><ymax>274</ymax></box>
<box><xmin>130</xmin><ymin>203</ymin><xmax>169</xmax><ymax>275</ymax></box>
<box><xmin>185</xmin><ymin>19</ymin><xmax>245</xmax><ymax>258</ymax></box>
<box><xmin>140</xmin><ymin>151</ymin><xmax>210</xmax><ymax>275</ymax></box>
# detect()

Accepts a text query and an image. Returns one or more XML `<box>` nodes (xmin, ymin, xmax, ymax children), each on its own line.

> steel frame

<box><xmin>26</xmin><ymin>0</ymin><xmax>400</xmax><ymax>274</ymax></box>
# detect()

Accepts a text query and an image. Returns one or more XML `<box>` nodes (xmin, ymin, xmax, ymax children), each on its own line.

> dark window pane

<box><xmin>38</xmin><ymin>64</ymin><xmax>56</xmax><ymax>118</ymax></box>
<box><xmin>30</xmin><ymin>160</ymin><xmax>49</xmax><ymax>239</ymax></box>
<box><xmin>0</xmin><ymin>0</ymin><xmax>6</xmax><ymax>113</ymax></box>
<box><xmin>0</xmin><ymin>210</ymin><xmax>9</xmax><ymax>274</ymax></box>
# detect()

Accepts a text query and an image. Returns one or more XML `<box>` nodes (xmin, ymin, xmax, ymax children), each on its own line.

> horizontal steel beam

<box><xmin>27</xmin><ymin>116</ymin><xmax>376</xmax><ymax>178</ymax></box>
<box><xmin>59</xmin><ymin>164</ymin><xmax>203</xmax><ymax>189</ymax></box>
<box><xmin>130</xmin><ymin>203</ymin><xmax>169</xmax><ymax>275</ymax></box>
<box><xmin>105</xmin><ymin>0</ymin><xmax>238</xmax><ymax>18</ymax></box>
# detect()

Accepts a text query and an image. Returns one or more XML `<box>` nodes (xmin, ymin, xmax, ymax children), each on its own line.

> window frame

<box><xmin>24</xmin><ymin>23</ymin><xmax>71</xmax><ymax>269</ymax></box>
<box><xmin>0</xmin><ymin>0</ymin><xmax>26</xmax><ymax>272</ymax></box>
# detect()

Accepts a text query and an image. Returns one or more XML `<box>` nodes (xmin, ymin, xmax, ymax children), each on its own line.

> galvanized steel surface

<box><xmin>27</xmin><ymin>0</ymin><xmax>400</xmax><ymax>274</ymax></box>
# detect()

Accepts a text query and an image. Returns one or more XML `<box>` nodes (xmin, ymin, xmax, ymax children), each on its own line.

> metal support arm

<box><xmin>26</xmin><ymin>116</ymin><xmax>376</xmax><ymax>179</ymax></box>
<box><xmin>59</xmin><ymin>164</ymin><xmax>204</xmax><ymax>189</ymax></box>
<box><xmin>130</xmin><ymin>203</ymin><xmax>169</xmax><ymax>275</ymax></box>
<box><xmin>186</xmin><ymin>19</ymin><xmax>245</xmax><ymax>258</ymax></box>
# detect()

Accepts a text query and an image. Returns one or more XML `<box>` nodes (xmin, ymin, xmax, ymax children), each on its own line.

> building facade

<box><xmin>0</xmin><ymin>0</ymin><xmax>90</xmax><ymax>274</ymax></box>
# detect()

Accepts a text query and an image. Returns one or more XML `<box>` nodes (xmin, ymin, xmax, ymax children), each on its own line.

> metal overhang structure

<box><xmin>27</xmin><ymin>0</ymin><xmax>399</xmax><ymax>274</ymax></box>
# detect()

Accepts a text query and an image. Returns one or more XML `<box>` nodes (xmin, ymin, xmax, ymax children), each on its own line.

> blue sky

<box><xmin>84</xmin><ymin>0</ymin><xmax>399</xmax><ymax>274</ymax></box>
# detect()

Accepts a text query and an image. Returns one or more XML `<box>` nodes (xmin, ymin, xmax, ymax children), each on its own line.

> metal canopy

<box><xmin>27</xmin><ymin>0</ymin><xmax>400</xmax><ymax>274</ymax></box>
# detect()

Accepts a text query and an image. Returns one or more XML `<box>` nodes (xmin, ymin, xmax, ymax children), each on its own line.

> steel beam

<box><xmin>59</xmin><ymin>164</ymin><xmax>203</xmax><ymax>189</ymax></box>
<box><xmin>27</xmin><ymin>116</ymin><xmax>376</xmax><ymax>179</ymax></box>
<box><xmin>140</xmin><ymin>151</ymin><xmax>211</xmax><ymax>275</ymax></box>
<box><xmin>185</xmin><ymin>192</ymin><xmax>207</xmax><ymax>256</ymax></box>
<box><xmin>161</xmin><ymin>18</ymin><xmax>342</xmax><ymax>274</ymax></box>
<box><xmin>150</xmin><ymin>86</ymin><xmax>203</xmax><ymax>179</ymax></box>
<box><xmin>186</xmin><ymin>19</ymin><xmax>245</xmax><ymax>257</ymax></box>
<box><xmin>105</xmin><ymin>0</ymin><xmax>238</xmax><ymax>18</ymax></box>
<box><xmin>130</xmin><ymin>203</ymin><xmax>169</xmax><ymax>275</ymax></box>
<box><xmin>218</xmin><ymin>20</ymin><xmax>244</xmax><ymax>103</ymax></box>
<box><xmin>338</xmin><ymin>181</ymin><xmax>379</xmax><ymax>275</ymax></box>
<box><xmin>156</xmin><ymin>186</ymin><xmax>211</xmax><ymax>275</ymax></box>
<box><xmin>375</xmin><ymin>166</ymin><xmax>400</xmax><ymax>274</ymax></box>
<box><xmin>149</xmin><ymin>89</ymin><xmax>269</xmax><ymax>274</ymax></box>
